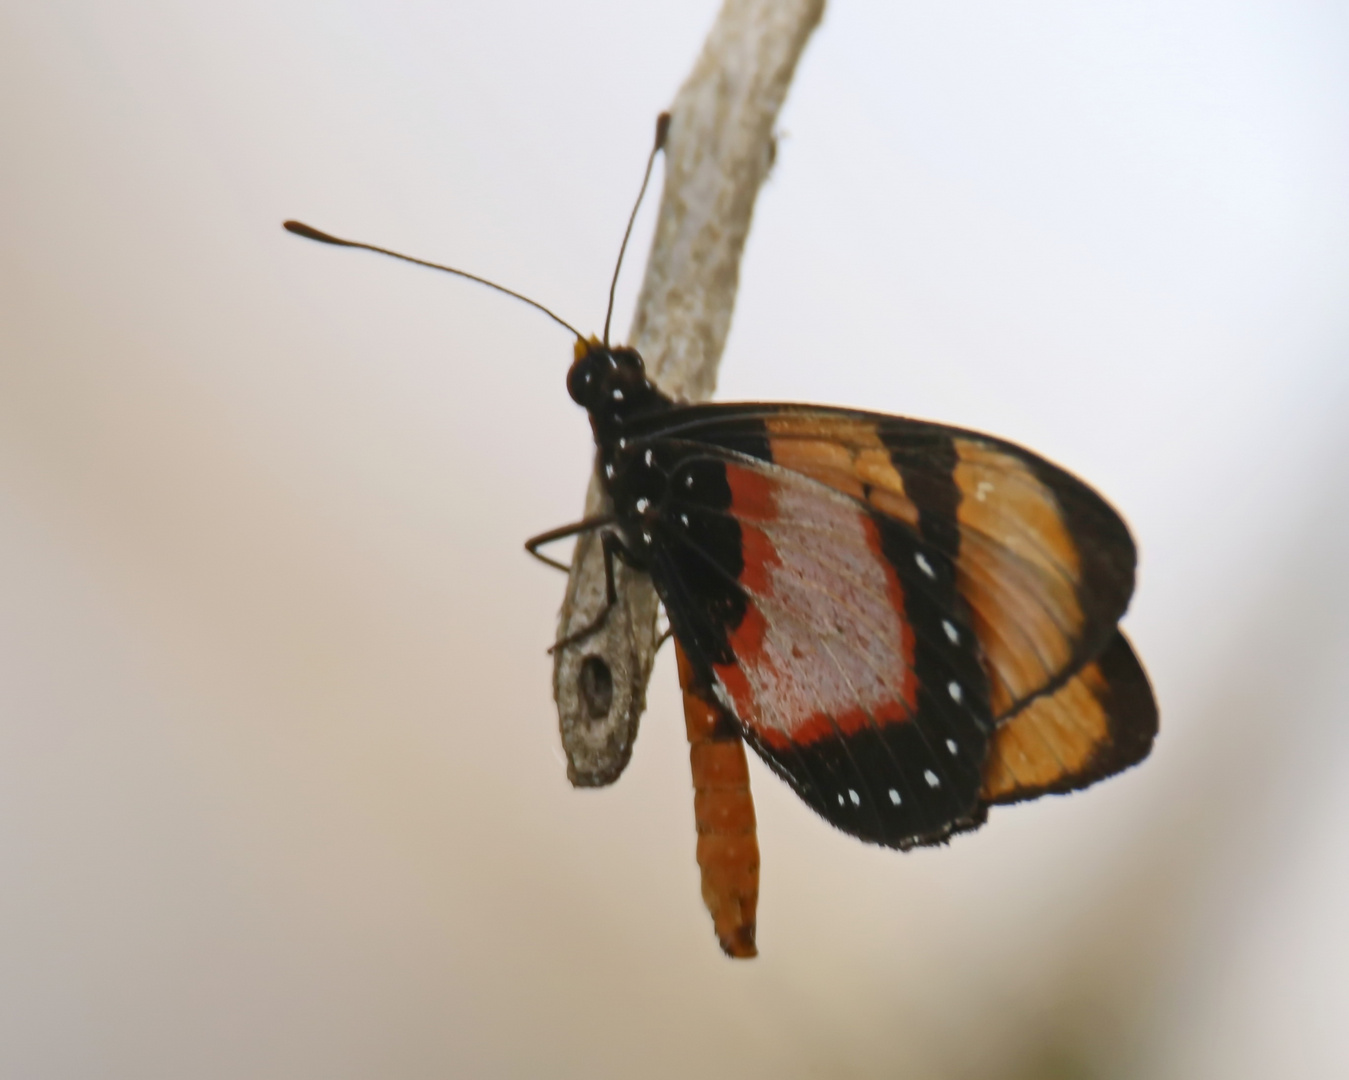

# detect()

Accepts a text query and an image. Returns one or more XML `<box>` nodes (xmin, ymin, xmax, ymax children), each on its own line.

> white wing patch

<box><xmin>710</xmin><ymin>463</ymin><xmax>916</xmax><ymax>743</ymax></box>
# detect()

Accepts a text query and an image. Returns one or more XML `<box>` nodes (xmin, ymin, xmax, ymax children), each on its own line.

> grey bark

<box><xmin>553</xmin><ymin>0</ymin><xmax>826</xmax><ymax>786</ymax></box>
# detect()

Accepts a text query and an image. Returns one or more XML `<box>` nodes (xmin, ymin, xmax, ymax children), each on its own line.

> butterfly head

<box><xmin>567</xmin><ymin>337</ymin><xmax>668</xmax><ymax>430</ymax></box>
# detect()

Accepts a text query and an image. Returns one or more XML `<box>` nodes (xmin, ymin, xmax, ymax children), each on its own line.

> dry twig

<box><xmin>553</xmin><ymin>0</ymin><xmax>826</xmax><ymax>785</ymax></box>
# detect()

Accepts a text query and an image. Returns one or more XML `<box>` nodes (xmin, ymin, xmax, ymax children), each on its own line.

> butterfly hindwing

<box><xmin>980</xmin><ymin>629</ymin><xmax>1157</xmax><ymax>805</ymax></box>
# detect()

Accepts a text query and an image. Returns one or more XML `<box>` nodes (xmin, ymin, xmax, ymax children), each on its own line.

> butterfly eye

<box><xmin>566</xmin><ymin>356</ymin><xmax>598</xmax><ymax>405</ymax></box>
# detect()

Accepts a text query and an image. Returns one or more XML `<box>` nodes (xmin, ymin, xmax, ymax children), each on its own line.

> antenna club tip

<box><xmin>655</xmin><ymin>112</ymin><xmax>671</xmax><ymax>150</ymax></box>
<box><xmin>284</xmin><ymin>220</ymin><xmax>344</xmax><ymax>245</ymax></box>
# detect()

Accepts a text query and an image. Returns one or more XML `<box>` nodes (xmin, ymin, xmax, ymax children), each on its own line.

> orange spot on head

<box><xmin>573</xmin><ymin>334</ymin><xmax>603</xmax><ymax>362</ymax></box>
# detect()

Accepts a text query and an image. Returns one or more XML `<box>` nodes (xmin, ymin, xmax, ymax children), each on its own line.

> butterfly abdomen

<box><xmin>676</xmin><ymin>642</ymin><xmax>759</xmax><ymax>958</ymax></box>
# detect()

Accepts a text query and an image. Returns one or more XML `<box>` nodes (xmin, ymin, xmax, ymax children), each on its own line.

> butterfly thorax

<box><xmin>567</xmin><ymin>340</ymin><xmax>677</xmax><ymax>564</ymax></box>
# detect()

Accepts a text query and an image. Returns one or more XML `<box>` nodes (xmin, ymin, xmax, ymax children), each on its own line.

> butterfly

<box><xmin>567</xmin><ymin>334</ymin><xmax>1153</xmax><ymax>891</ymax></box>
<box><xmin>284</xmin><ymin>123</ymin><xmax>1157</xmax><ymax>958</ymax></box>
<box><xmin>534</xmin><ymin>335</ymin><xmax>1159</xmax><ymax>954</ymax></box>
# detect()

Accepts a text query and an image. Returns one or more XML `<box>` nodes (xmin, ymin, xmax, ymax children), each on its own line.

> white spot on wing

<box><xmin>644</xmin><ymin>449</ymin><xmax>654</xmax><ymax>466</ymax></box>
<box><xmin>837</xmin><ymin>793</ymin><xmax>845</xmax><ymax>806</ymax></box>
<box><xmin>924</xmin><ymin>769</ymin><xmax>940</xmax><ymax>788</ymax></box>
<box><xmin>942</xmin><ymin>619</ymin><xmax>958</xmax><ymax>644</ymax></box>
<box><xmin>888</xmin><ymin>789</ymin><xmax>901</xmax><ymax>805</ymax></box>
<box><xmin>635</xmin><ymin>497</ymin><xmax>649</xmax><ymax>513</ymax></box>
<box><xmin>612</xmin><ymin>388</ymin><xmax>624</xmax><ymax>401</ymax></box>
<box><xmin>946</xmin><ymin>739</ymin><xmax>958</xmax><ymax>755</ymax></box>
<box><xmin>915</xmin><ymin>552</ymin><xmax>935</xmax><ymax>578</ymax></box>
<box><xmin>975</xmin><ymin>480</ymin><xmax>994</xmax><ymax>502</ymax></box>
<box><xmin>948</xmin><ymin>681</ymin><xmax>963</xmax><ymax>703</ymax></box>
<box><xmin>848</xmin><ymin>789</ymin><xmax>860</xmax><ymax>806</ymax></box>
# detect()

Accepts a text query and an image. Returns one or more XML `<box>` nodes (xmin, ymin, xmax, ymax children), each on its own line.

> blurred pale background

<box><xmin>2</xmin><ymin>2</ymin><xmax>1347</xmax><ymax>1077</ymax></box>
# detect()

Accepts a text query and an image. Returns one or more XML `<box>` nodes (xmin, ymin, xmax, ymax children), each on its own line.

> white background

<box><xmin>1</xmin><ymin>2</ymin><xmax>1347</xmax><ymax>1077</ymax></box>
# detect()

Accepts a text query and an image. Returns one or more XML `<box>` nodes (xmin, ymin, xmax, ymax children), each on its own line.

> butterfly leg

<box><xmin>524</xmin><ymin>514</ymin><xmax>615</xmax><ymax>572</ymax></box>
<box><xmin>546</xmin><ymin>530</ymin><xmax>637</xmax><ymax>653</ymax></box>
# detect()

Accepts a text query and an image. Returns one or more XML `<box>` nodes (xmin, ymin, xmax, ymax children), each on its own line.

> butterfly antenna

<box><xmin>603</xmin><ymin>112</ymin><xmax>671</xmax><ymax>347</ymax></box>
<box><xmin>283</xmin><ymin>220</ymin><xmax>584</xmax><ymax>341</ymax></box>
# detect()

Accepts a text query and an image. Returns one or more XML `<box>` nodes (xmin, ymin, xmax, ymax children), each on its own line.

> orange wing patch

<box><xmin>764</xmin><ymin>414</ymin><xmax>920</xmax><ymax>528</ymax></box>
<box><xmin>980</xmin><ymin>631</ymin><xmax>1156</xmax><ymax>804</ymax></box>
<box><xmin>677</xmin><ymin>643</ymin><xmax>759</xmax><ymax>959</ymax></box>
<box><xmin>981</xmin><ymin>664</ymin><xmax>1108</xmax><ymax>800</ymax></box>
<box><xmin>953</xmin><ymin>437</ymin><xmax>1086</xmax><ymax>716</ymax></box>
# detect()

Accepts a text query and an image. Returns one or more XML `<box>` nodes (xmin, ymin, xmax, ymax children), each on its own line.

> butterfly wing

<box><xmin>620</xmin><ymin>403</ymin><xmax>1153</xmax><ymax>848</ymax></box>
<box><xmin>980</xmin><ymin>629</ymin><xmax>1157</xmax><ymax>805</ymax></box>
